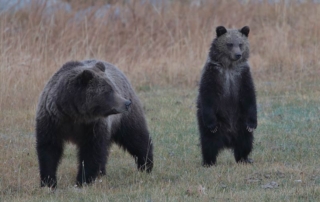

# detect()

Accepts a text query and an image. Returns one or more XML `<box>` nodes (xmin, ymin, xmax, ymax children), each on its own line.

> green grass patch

<box><xmin>1</xmin><ymin>87</ymin><xmax>320</xmax><ymax>201</ymax></box>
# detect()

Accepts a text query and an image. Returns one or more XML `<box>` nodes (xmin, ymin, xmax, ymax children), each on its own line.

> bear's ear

<box><xmin>78</xmin><ymin>70</ymin><xmax>94</xmax><ymax>85</ymax></box>
<box><xmin>95</xmin><ymin>62</ymin><xmax>106</xmax><ymax>72</ymax></box>
<box><xmin>240</xmin><ymin>26</ymin><xmax>250</xmax><ymax>37</ymax></box>
<box><xmin>216</xmin><ymin>26</ymin><xmax>227</xmax><ymax>38</ymax></box>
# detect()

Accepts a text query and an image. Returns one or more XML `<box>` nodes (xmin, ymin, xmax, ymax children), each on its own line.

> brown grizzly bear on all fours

<box><xmin>196</xmin><ymin>26</ymin><xmax>257</xmax><ymax>166</ymax></box>
<box><xmin>36</xmin><ymin>60</ymin><xmax>153</xmax><ymax>188</ymax></box>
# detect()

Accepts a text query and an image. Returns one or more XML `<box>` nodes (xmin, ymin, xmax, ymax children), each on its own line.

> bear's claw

<box><xmin>210</xmin><ymin>126</ymin><xmax>219</xmax><ymax>133</ymax></box>
<box><xmin>246</xmin><ymin>126</ymin><xmax>255</xmax><ymax>133</ymax></box>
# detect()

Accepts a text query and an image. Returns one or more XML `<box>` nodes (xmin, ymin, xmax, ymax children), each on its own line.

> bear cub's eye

<box><xmin>227</xmin><ymin>43</ymin><xmax>233</xmax><ymax>48</ymax></box>
<box><xmin>239</xmin><ymin>43</ymin><xmax>243</xmax><ymax>49</ymax></box>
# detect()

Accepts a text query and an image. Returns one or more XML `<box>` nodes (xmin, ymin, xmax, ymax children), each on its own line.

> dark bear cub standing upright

<box><xmin>196</xmin><ymin>26</ymin><xmax>257</xmax><ymax>166</ymax></box>
<box><xmin>36</xmin><ymin>60</ymin><xmax>153</xmax><ymax>188</ymax></box>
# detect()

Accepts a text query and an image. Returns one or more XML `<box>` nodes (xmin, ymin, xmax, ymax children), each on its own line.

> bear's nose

<box><xmin>125</xmin><ymin>99</ymin><xmax>132</xmax><ymax>110</ymax></box>
<box><xmin>235</xmin><ymin>54</ymin><xmax>242</xmax><ymax>60</ymax></box>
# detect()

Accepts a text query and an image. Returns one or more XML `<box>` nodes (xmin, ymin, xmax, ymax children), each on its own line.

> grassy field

<box><xmin>0</xmin><ymin>0</ymin><xmax>320</xmax><ymax>201</ymax></box>
<box><xmin>1</xmin><ymin>86</ymin><xmax>320</xmax><ymax>201</ymax></box>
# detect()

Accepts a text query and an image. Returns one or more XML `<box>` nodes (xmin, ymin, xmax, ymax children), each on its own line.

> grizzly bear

<box><xmin>36</xmin><ymin>60</ymin><xmax>153</xmax><ymax>188</ymax></box>
<box><xmin>196</xmin><ymin>26</ymin><xmax>257</xmax><ymax>166</ymax></box>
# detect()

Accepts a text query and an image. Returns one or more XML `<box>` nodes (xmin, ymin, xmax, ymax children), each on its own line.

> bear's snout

<box><xmin>231</xmin><ymin>53</ymin><xmax>242</xmax><ymax>61</ymax></box>
<box><xmin>234</xmin><ymin>54</ymin><xmax>242</xmax><ymax>60</ymax></box>
<box><xmin>125</xmin><ymin>99</ymin><xmax>132</xmax><ymax>110</ymax></box>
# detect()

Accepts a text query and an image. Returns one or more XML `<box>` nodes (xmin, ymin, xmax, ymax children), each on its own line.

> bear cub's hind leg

<box><xmin>233</xmin><ymin>127</ymin><xmax>254</xmax><ymax>164</ymax></box>
<box><xmin>200</xmin><ymin>132</ymin><xmax>225</xmax><ymax>167</ymax></box>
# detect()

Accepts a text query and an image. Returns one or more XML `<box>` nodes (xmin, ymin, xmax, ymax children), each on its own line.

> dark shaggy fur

<box><xmin>36</xmin><ymin>60</ymin><xmax>153</xmax><ymax>188</ymax></box>
<box><xmin>196</xmin><ymin>26</ymin><xmax>257</xmax><ymax>166</ymax></box>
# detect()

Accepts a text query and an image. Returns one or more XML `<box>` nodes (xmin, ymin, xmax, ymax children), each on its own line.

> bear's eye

<box><xmin>227</xmin><ymin>43</ymin><xmax>233</xmax><ymax>48</ymax></box>
<box><xmin>239</xmin><ymin>43</ymin><xmax>243</xmax><ymax>49</ymax></box>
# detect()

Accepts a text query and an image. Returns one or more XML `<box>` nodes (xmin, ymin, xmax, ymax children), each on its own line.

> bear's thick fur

<box><xmin>196</xmin><ymin>26</ymin><xmax>257</xmax><ymax>166</ymax></box>
<box><xmin>36</xmin><ymin>60</ymin><xmax>153</xmax><ymax>188</ymax></box>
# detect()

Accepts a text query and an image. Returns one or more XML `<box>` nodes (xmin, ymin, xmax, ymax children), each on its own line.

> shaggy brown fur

<box><xmin>36</xmin><ymin>60</ymin><xmax>153</xmax><ymax>188</ymax></box>
<box><xmin>197</xmin><ymin>26</ymin><xmax>257</xmax><ymax>166</ymax></box>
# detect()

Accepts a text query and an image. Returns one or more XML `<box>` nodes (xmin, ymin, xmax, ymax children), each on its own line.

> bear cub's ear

<box><xmin>216</xmin><ymin>26</ymin><xmax>227</xmax><ymax>38</ymax></box>
<box><xmin>78</xmin><ymin>70</ymin><xmax>94</xmax><ymax>85</ymax></box>
<box><xmin>95</xmin><ymin>62</ymin><xmax>106</xmax><ymax>72</ymax></box>
<box><xmin>240</xmin><ymin>26</ymin><xmax>250</xmax><ymax>37</ymax></box>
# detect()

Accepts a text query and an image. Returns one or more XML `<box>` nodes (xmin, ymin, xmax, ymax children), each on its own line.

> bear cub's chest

<box><xmin>219</xmin><ymin>68</ymin><xmax>241</xmax><ymax>98</ymax></box>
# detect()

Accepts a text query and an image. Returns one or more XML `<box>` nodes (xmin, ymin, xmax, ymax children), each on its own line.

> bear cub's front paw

<box><xmin>246</xmin><ymin>121</ymin><xmax>257</xmax><ymax>133</ymax></box>
<box><xmin>246</xmin><ymin>126</ymin><xmax>255</xmax><ymax>132</ymax></box>
<box><xmin>207</xmin><ymin>123</ymin><xmax>220</xmax><ymax>134</ymax></box>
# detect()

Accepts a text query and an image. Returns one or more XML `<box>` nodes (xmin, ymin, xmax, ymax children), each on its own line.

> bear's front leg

<box><xmin>113</xmin><ymin>119</ymin><xmax>153</xmax><ymax>173</ymax></box>
<box><xmin>239</xmin><ymin>67</ymin><xmax>257</xmax><ymax>132</ymax></box>
<box><xmin>201</xmin><ymin>105</ymin><xmax>219</xmax><ymax>134</ymax></box>
<box><xmin>76</xmin><ymin>128</ymin><xmax>108</xmax><ymax>186</ymax></box>
<box><xmin>245</xmin><ymin>105</ymin><xmax>257</xmax><ymax>132</ymax></box>
<box><xmin>37</xmin><ymin>142</ymin><xmax>63</xmax><ymax>188</ymax></box>
<box><xmin>128</xmin><ymin>135</ymin><xmax>153</xmax><ymax>173</ymax></box>
<box><xmin>135</xmin><ymin>137</ymin><xmax>153</xmax><ymax>173</ymax></box>
<box><xmin>36</xmin><ymin>117</ymin><xmax>64</xmax><ymax>188</ymax></box>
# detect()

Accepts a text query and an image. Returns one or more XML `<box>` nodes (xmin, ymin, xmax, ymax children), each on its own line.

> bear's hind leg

<box><xmin>76</xmin><ymin>130</ymin><xmax>108</xmax><ymax>186</ymax></box>
<box><xmin>200</xmin><ymin>131</ymin><xmax>224</xmax><ymax>167</ymax></box>
<box><xmin>234</xmin><ymin>126</ymin><xmax>254</xmax><ymax>164</ymax></box>
<box><xmin>197</xmin><ymin>110</ymin><xmax>224</xmax><ymax>167</ymax></box>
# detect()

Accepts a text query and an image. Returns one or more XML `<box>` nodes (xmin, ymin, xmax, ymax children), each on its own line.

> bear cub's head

<box><xmin>62</xmin><ymin>62</ymin><xmax>131</xmax><ymax>121</ymax></box>
<box><xmin>210</xmin><ymin>26</ymin><xmax>250</xmax><ymax>64</ymax></box>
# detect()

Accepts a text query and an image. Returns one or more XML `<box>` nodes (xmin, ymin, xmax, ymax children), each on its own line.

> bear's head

<box><xmin>210</xmin><ymin>26</ymin><xmax>250</xmax><ymax>64</ymax></box>
<box><xmin>58</xmin><ymin>62</ymin><xmax>131</xmax><ymax>121</ymax></box>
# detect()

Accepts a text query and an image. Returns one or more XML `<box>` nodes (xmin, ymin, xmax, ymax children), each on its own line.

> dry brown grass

<box><xmin>0</xmin><ymin>0</ymin><xmax>319</xmax><ymax>111</ymax></box>
<box><xmin>0</xmin><ymin>1</ymin><xmax>320</xmax><ymax>201</ymax></box>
